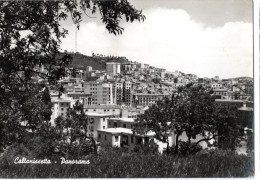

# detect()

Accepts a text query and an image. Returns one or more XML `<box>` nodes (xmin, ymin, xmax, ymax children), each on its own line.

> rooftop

<box><xmin>215</xmin><ymin>99</ymin><xmax>245</xmax><ymax>103</ymax></box>
<box><xmin>97</xmin><ymin>128</ymin><xmax>133</xmax><ymax>134</ymax></box>
<box><xmin>238</xmin><ymin>107</ymin><xmax>254</xmax><ymax>111</ymax></box>
<box><xmin>51</xmin><ymin>97</ymin><xmax>74</xmax><ymax>103</ymax></box>
<box><xmin>108</xmin><ymin>118</ymin><xmax>135</xmax><ymax>123</ymax></box>
<box><xmin>134</xmin><ymin>93</ymin><xmax>167</xmax><ymax>96</ymax></box>
<box><xmin>97</xmin><ymin>128</ymin><xmax>156</xmax><ymax>137</ymax></box>
<box><xmin>85</xmin><ymin>113</ymin><xmax>113</xmax><ymax>117</ymax></box>
<box><xmin>84</xmin><ymin>104</ymin><xmax>121</xmax><ymax>109</ymax></box>
<box><xmin>213</xmin><ymin>89</ymin><xmax>227</xmax><ymax>91</ymax></box>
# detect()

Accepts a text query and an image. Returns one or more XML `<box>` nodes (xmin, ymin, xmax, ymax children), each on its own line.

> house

<box><xmin>96</xmin><ymin>117</ymin><xmax>175</xmax><ymax>153</ymax></box>
<box><xmin>85</xmin><ymin>113</ymin><xmax>114</xmax><ymax>139</ymax></box>
<box><xmin>97</xmin><ymin>128</ymin><xmax>158</xmax><ymax>151</ymax></box>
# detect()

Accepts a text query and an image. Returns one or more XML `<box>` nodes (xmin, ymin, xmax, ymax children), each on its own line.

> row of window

<box><xmin>85</xmin><ymin>109</ymin><xmax>116</xmax><ymax>112</ymax></box>
<box><xmin>60</xmin><ymin>103</ymin><xmax>70</xmax><ymax>106</ymax></box>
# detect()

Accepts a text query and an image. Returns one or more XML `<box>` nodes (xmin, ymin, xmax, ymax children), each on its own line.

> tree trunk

<box><xmin>89</xmin><ymin>137</ymin><xmax>97</xmax><ymax>155</ymax></box>
<box><xmin>166</xmin><ymin>141</ymin><xmax>169</xmax><ymax>154</ymax></box>
<box><xmin>174</xmin><ymin>134</ymin><xmax>180</xmax><ymax>154</ymax></box>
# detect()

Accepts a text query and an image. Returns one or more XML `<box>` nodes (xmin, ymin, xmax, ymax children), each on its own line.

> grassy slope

<box><xmin>0</xmin><ymin>149</ymin><xmax>254</xmax><ymax>178</ymax></box>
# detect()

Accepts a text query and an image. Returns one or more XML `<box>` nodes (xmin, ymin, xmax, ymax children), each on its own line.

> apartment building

<box><xmin>132</xmin><ymin>93</ymin><xmax>167</xmax><ymax>107</ymax></box>
<box><xmin>123</xmin><ymin>81</ymin><xmax>132</xmax><ymax>107</ymax></box>
<box><xmin>113</xmin><ymin>82</ymin><xmax>123</xmax><ymax>105</ymax></box>
<box><xmin>50</xmin><ymin>96</ymin><xmax>76</xmax><ymax>126</ymax></box>
<box><xmin>86</xmin><ymin>113</ymin><xmax>113</xmax><ymax>139</ymax></box>
<box><xmin>106</xmin><ymin>62</ymin><xmax>121</xmax><ymax>76</ymax></box>
<box><xmin>84</xmin><ymin>104</ymin><xmax>121</xmax><ymax>117</ymax></box>
<box><xmin>84</xmin><ymin>81</ymin><xmax>113</xmax><ymax>105</ymax></box>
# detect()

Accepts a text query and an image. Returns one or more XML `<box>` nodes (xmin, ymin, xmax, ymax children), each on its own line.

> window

<box><xmin>61</xmin><ymin>113</ymin><xmax>64</xmax><ymax>116</ymax></box>
<box><xmin>103</xmin><ymin>126</ymin><xmax>105</xmax><ymax>129</ymax></box>
<box><xmin>61</xmin><ymin>108</ymin><xmax>64</xmax><ymax>111</ymax></box>
<box><xmin>131</xmin><ymin>125</ymin><xmax>133</xmax><ymax>128</ymax></box>
<box><xmin>123</xmin><ymin>124</ymin><xmax>126</xmax><ymax>128</ymax></box>
<box><xmin>98</xmin><ymin>134</ymin><xmax>101</xmax><ymax>139</ymax></box>
<box><xmin>114</xmin><ymin>122</ymin><xmax>117</xmax><ymax>128</ymax></box>
<box><xmin>131</xmin><ymin>136</ymin><xmax>134</xmax><ymax>143</ymax></box>
<box><xmin>103</xmin><ymin>118</ymin><xmax>105</xmax><ymax>122</ymax></box>
<box><xmin>90</xmin><ymin>118</ymin><xmax>94</xmax><ymax>124</ymax></box>
<box><xmin>94</xmin><ymin>109</ymin><xmax>96</xmax><ymax>111</ymax></box>
<box><xmin>115</xmin><ymin>136</ymin><xmax>118</xmax><ymax>142</ymax></box>
<box><xmin>61</xmin><ymin>103</ymin><xmax>63</xmax><ymax>105</ymax></box>
<box><xmin>85</xmin><ymin>109</ymin><xmax>88</xmax><ymax>112</ymax></box>
<box><xmin>105</xmin><ymin>135</ymin><xmax>107</xmax><ymax>140</ymax></box>
<box><xmin>109</xmin><ymin>122</ymin><xmax>111</xmax><ymax>126</ymax></box>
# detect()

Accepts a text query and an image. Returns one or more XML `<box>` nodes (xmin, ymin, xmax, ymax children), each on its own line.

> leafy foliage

<box><xmin>0</xmin><ymin>0</ymin><xmax>145</xmax><ymax>150</ymax></box>
<box><xmin>133</xmin><ymin>140</ymin><xmax>159</xmax><ymax>155</ymax></box>
<box><xmin>54</xmin><ymin>101</ymin><xmax>96</xmax><ymax>158</ymax></box>
<box><xmin>134</xmin><ymin>83</ymin><xmax>244</xmax><ymax>154</ymax></box>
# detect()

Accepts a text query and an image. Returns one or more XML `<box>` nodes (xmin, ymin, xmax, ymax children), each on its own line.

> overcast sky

<box><xmin>60</xmin><ymin>0</ymin><xmax>253</xmax><ymax>79</ymax></box>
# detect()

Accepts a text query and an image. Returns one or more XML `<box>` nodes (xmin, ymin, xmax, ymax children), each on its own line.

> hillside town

<box><xmin>36</xmin><ymin>54</ymin><xmax>254</xmax><ymax>153</ymax></box>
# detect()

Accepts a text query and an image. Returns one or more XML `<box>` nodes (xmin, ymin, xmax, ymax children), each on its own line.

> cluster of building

<box><xmin>45</xmin><ymin>56</ymin><xmax>254</xmax><ymax>153</ymax></box>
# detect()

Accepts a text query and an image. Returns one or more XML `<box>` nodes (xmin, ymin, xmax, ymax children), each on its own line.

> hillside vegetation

<box><xmin>60</xmin><ymin>52</ymin><xmax>129</xmax><ymax>70</ymax></box>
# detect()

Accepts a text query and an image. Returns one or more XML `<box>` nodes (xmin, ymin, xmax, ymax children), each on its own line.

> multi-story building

<box><xmin>212</xmin><ymin>88</ymin><xmax>228</xmax><ymax>97</ymax></box>
<box><xmin>84</xmin><ymin>104</ymin><xmax>121</xmax><ymax>117</ymax></box>
<box><xmin>211</xmin><ymin>83</ymin><xmax>223</xmax><ymax>89</ymax></box>
<box><xmin>67</xmin><ymin>92</ymin><xmax>92</xmax><ymax>103</ymax></box>
<box><xmin>84</xmin><ymin>81</ymin><xmax>113</xmax><ymax>105</ymax></box>
<box><xmin>132</xmin><ymin>93</ymin><xmax>168</xmax><ymax>107</ymax></box>
<box><xmin>123</xmin><ymin>81</ymin><xmax>132</xmax><ymax>107</ymax></box>
<box><xmin>106</xmin><ymin>62</ymin><xmax>121</xmax><ymax>76</ymax></box>
<box><xmin>50</xmin><ymin>96</ymin><xmax>76</xmax><ymax>126</ymax></box>
<box><xmin>113</xmin><ymin>82</ymin><xmax>123</xmax><ymax>105</ymax></box>
<box><xmin>86</xmin><ymin>113</ymin><xmax>113</xmax><ymax>139</ymax></box>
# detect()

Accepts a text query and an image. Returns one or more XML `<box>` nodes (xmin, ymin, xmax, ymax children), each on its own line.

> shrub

<box><xmin>133</xmin><ymin>141</ymin><xmax>159</xmax><ymax>154</ymax></box>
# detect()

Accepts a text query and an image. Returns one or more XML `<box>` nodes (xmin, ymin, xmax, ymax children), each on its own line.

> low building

<box><xmin>107</xmin><ymin>118</ymin><xmax>135</xmax><ymax>129</ymax></box>
<box><xmin>97</xmin><ymin>128</ymin><xmax>164</xmax><ymax>151</ymax></box>
<box><xmin>84</xmin><ymin>104</ymin><xmax>121</xmax><ymax>117</ymax></box>
<box><xmin>132</xmin><ymin>93</ymin><xmax>168</xmax><ymax>107</ymax></box>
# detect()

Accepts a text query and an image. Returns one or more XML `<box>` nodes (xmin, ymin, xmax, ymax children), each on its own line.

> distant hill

<box><xmin>224</xmin><ymin>77</ymin><xmax>253</xmax><ymax>81</ymax></box>
<box><xmin>60</xmin><ymin>52</ymin><xmax>129</xmax><ymax>71</ymax></box>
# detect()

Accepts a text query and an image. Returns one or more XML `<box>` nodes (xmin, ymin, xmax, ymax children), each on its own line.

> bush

<box><xmin>167</xmin><ymin>141</ymin><xmax>203</xmax><ymax>156</ymax></box>
<box><xmin>133</xmin><ymin>141</ymin><xmax>159</xmax><ymax>154</ymax></box>
<box><xmin>178</xmin><ymin>141</ymin><xmax>203</xmax><ymax>156</ymax></box>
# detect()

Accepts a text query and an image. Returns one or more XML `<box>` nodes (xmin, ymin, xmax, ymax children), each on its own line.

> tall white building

<box><xmin>50</xmin><ymin>96</ymin><xmax>76</xmax><ymax>126</ymax></box>
<box><xmin>84</xmin><ymin>81</ymin><xmax>114</xmax><ymax>105</ymax></box>
<box><xmin>106</xmin><ymin>62</ymin><xmax>121</xmax><ymax>75</ymax></box>
<box><xmin>113</xmin><ymin>82</ymin><xmax>123</xmax><ymax>105</ymax></box>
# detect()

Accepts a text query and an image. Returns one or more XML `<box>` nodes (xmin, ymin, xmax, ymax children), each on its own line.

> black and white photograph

<box><xmin>0</xmin><ymin>0</ymin><xmax>256</xmax><ymax>178</ymax></box>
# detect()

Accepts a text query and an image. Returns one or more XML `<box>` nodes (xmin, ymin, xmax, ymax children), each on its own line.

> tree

<box><xmin>0</xmin><ymin>85</ymin><xmax>53</xmax><ymax>151</ymax></box>
<box><xmin>54</xmin><ymin>101</ymin><xmax>96</xmax><ymax>158</ymax></box>
<box><xmin>0</xmin><ymin>0</ymin><xmax>145</xmax><ymax>150</ymax></box>
<box><xmin>134</xmin><ymin>84</ymin><xmax>244</xmax><ymax>154</ymax></box>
